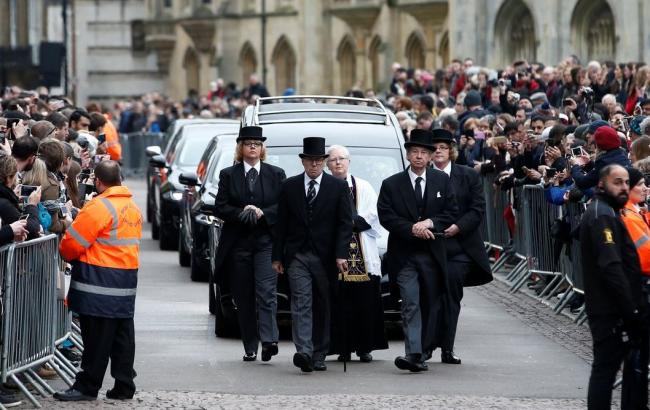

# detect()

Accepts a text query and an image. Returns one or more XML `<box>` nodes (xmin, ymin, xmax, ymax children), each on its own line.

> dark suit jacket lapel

<box><xmin>232</xmin><ymin>162</ymin><xmax>246</xmax><ymax>200</ymax></box>
<box><xmin>311</xmin><ymin>173</ymin><xmax>331</xmax><ymax>218</ymax></box>
<box><xmin>259</xmin><ymin>162</ymin><xmax>272</xmax><ymax>202</ymax></box>
<box><xmin>398</xmin><ymin>170</ymin><xmax>419</xmax><ymax>221</ymax></box>
<box><xmin>294</xmin><ymin>172</ymin><xmax>308</xmax><ymax>223</ymax></box>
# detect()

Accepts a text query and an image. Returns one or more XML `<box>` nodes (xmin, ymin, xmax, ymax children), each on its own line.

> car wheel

<box><xmin>146</xmin><ymin>193</ymin><xmax>152</xmax><ymax>223</ymax></box>
<box><xmin>178</xmin><ymin>233</ymin><xmax>191</xmax><ymax>267</ymax></box>
<box><xmin>214</xmin><ymin>285</ymin><xmax>237</xmax><ymax>337</ymax></box>
<box><xmin>208</xmin><ymin>276</ymin><xmax>216</xmax><ymax>315</ymax></box>
<box><xmin>190</xmin><ymin>249</ymin><xmax>207</xmax><ymax>282</ymax></box>
<box><xmin>159</xmin><ymin>223</ymin><xmax>178</xmax><ymax>251</ymax></box>
<box><xmin>151</xmin><ymin>212</ymin><xmax>160</xmax><ymax>240</ymax></box>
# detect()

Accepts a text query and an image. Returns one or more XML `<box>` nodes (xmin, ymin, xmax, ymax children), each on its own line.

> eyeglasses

<box><xmin>243</xmin><ymin>141</ymin><xmax>262</xmax><ymax>148</ymax></box>
<box><xmin>433</xmin><ymin>145</ymin><xmax>450</xmax><ymax>152</ymax></box>
<box><xmin>327</xmin><ymin>156</ymin><xmax>348</xmax><ymax>164</ymax></box>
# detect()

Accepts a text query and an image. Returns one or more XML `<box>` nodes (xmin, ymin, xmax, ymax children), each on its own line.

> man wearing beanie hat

<box><xmin>570</xmin><ymin>126</ymin><xmax>631</xmax><ymax>190</ymax></box>
<box><xmin>458</xmin><ymin>90</ymin><xmax>489</xmax><ymax>132</ymax></box>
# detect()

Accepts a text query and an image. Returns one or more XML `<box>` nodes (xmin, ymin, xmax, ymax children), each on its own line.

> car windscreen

<box><xmin>210</xmin><ymin>148</ymin><xmax>236</xmax><ymax>185</ymax></box>
<box><xmin>265</xmin><ymin>146</ymin><xmax>403</xmax><ymax>193</ymax></box>
<box><xmin>174</xmin><ymin>133</ymin><xmax>215</xmax><ymax>167</ymax></box>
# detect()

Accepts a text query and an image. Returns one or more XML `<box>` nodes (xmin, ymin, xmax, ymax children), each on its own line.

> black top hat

<box><xmin>237</xmin><ymin>126</ymin><xmax>266</xmax><ymax>142</ymax></box>
<box><xmin>404</xmin><ymin>129</ymin><xmax>435</xmax><ymax>151</ymax></box>
<box><xmin>431</xmin><ymin>128</ymin><xmax>455</xmax><ymax>144</ymax></box>
<box><xmin>299</xmin><ymin>137</ymin><xmax>329</xmax><ymax>158</ymax></box>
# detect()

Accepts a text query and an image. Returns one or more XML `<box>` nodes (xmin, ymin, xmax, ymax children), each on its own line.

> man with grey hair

<box><xmin>325</xmin><ymin>144</ymin><xmax>387</xmax><ymax>363</ymax></box>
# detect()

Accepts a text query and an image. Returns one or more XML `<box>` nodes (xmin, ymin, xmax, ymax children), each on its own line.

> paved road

<box><xmin>37</xmin><ymin>177</ymin><xmax>591</xmax><ymax>409</ymax></box>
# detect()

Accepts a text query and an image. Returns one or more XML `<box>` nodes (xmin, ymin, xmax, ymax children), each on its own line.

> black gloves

<box><xmin>238</xmin><ymin>208</ymin><xmax>258</xmax><ymax>226</ymax></box>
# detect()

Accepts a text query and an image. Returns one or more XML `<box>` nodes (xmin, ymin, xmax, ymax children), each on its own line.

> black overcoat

<box><xmin>212</xmin><ymin>162</ymin><xmax>286</xmax><ymax>286</ymax></box>
<box><xmin>377</xmin><ymin>168</ymin><xmax>458</xmax><ymax>288</ymax></box>
<box><xmin>449</xmin><ymin>164</ymin><xmax>493</xmax><ymax>287</ymax></box>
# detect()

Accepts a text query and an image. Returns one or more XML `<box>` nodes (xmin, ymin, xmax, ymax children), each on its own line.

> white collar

<box><xmin>434</xmin><ymin>161</ymin><xmax>452</xmax><ymax>176</ymax></box>
<box><xmin>243</xmin><ymin>161</ymin><xmax>261</xmax><ymax>174</ymax></box>
<box><xmin>304</xmin><ymin>172</ymin><xmax>323</xmax><ymax>186</ymax></box>
<box><xmin>345</xmin><ymin>174</ymin><xmax>353</xmax><ymax>187</ymax></box>
<box><xmin>408</xmin><ymin>167</ymin><xmax>426</xmax><ymax>183</ymax></box>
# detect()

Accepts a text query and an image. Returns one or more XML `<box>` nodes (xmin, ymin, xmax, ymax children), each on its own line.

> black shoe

<box><xmin>243</xmin><ymin>352</ymin><xmax>257</xmax><ymax>362</ymax></box>
<box><xmin>441</xmin><ymin>350</ymin><xmax>461</xmax><ymax>364</ymax></box>
<box><xmin>357</xmin><ymin>352</ymin><xmax>372</xmax><ymax>363</ymax></box>
<box><xmin>59</xmin><ymin>348</ymin><xmax>82</xmax><ymax>363</ymax></box>
<box><xmin>313</xmin><ymin>360</ymin><xmax>327</xmax><ymax>371</ymax></box>
<box><xmin>394</xmin><ymin>355</ymin><xmax>427</xmax><ymax>372</ymax></box>
<box><xmin>337</xmin><ymin>353</ymin><xmax>351</xmax><ymax>362</ymax></box>
<box><xmin>106</xmin><ymin>389</ymin><xmax>134</xmax><ymax>400</ymax></box>
<box><xmin>261</xmin><ymin>343</ymin><xmax>278</xmax><ymax>362</ymax></box>
<box><xmin>0</xmin><ymin>392</ymin><xmax>22</xmax><ymax>408</ymax></box>
<box><xmin>53</xmin><ymin>388</ymin><xmax>96</xmax><ymax>401</ymax></box>
<box><xmin>293</xmin><ymin>352</ymin><xmax>313</xmax><ymax>372</ymax></box>
<box><xmin>422</xmin><ymin>350</ymin><xmax>433</xmax><ymax>361</ymax></box>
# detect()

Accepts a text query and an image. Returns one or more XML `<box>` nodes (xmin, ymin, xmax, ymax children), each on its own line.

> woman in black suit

<box><xmin>429</xmin><ymin>128</ymin><xmax>492</xmax><ymax>364</ymax></box>
<box><xmin>213</xmin><ymin>126</ymin><xmax>286</xmax><ymax>362</ymax></box>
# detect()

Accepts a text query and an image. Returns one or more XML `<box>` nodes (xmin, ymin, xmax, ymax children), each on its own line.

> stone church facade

<box><xmin>5</xmin><ymin>0</ymin><xmax>647</xmax><ymax>103</ymax></box>
<box><xmin>141</xmin><ymin>0</ymin><xmax>650</xmax><ymax>100</ymax></box>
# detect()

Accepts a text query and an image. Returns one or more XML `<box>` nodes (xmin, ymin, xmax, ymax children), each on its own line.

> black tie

<box><xmin>306</xmin><ymin>180</ymin><xmax>317</xmax><ymax>205</ymax></box>
<box><xmin>246</xmin><ymin>168</ymin><xmax>258</xmax><ymax>193</ymax></box>
<box><xmin>415</xmin><ymin>176</ymin><xmax>424</xmax><ymax>212</ymax></box>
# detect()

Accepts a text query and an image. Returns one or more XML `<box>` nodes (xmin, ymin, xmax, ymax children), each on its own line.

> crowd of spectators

<box><xmin>371</xmin><ymin>55</ymin><xmax>650</xmax><ymax>311</ymax></box>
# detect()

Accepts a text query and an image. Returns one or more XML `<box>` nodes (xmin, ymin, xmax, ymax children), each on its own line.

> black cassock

<box><xmin>329</xmin><ymin>176</ymin><xmax>388</xmax><ymax>356</ymax></box>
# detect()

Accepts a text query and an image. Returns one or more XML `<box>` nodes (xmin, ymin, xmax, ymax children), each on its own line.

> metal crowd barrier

<box><xmin>0</xmin><ymin>235</ymin><xmax>61</xmax><ymax>408</ymax></box>
<box><xmin>480</xmin><ymin>177</ymin><xmax>589</xmax><ymax>322</ymax></box>
<box><xmin>119</xmin><ymin>132</ymin><xmax>165</xmax><ymax>177</ymax></box>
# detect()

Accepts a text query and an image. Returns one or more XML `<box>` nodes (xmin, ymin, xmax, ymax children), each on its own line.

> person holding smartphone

<box><xmin>0</xmin><ymin>155</ymin><xmax>42</xmax><ymax>241</ymax></box>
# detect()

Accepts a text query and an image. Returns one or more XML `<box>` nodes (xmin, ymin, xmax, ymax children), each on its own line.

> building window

<box><xmin>571</xmin><ymin>0</ymin><xmax>615</xmax><ymax>61</ymax></box>
<box><xmin>337</xmin><ymin>35</ymin><xmax>356</xmax><ymax>93</ymax></box>
<box><xmin>494</xmin><ymin>0</ymin><xmax>537</xmax><ymax>65</ymax></box>
<box><xmin>405</xmin><ymin>32</ymin><xmax>425</xmax><ymax>70</ymax></box>
<box><xmin>271</xmin><ymin>36</ymin><xmax>296</xmax><ymax>94</ymax></box>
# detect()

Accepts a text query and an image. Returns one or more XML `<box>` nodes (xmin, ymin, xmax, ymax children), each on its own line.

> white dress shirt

<box><xmin>408</xmin><ymin>168</ymin><xmax>426</xmax><ymax>198</ymax></box>
<box><xmin>434</xmin><ymin>161</ymin><xmax>452</xmax><ymax>177</ymax></box>
<box><xmin>243</xmin><ymin>160</ymin><xmax>261</xmax><ymax>175</ymax></box>
<box><xmin>304</xmin><ymin>172</ymin><xmax>323</xmax><ymax>196</ymax></box>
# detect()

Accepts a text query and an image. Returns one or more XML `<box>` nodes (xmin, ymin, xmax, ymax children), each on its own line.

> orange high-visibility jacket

<box><xmin>103</xmin><ymin>115</ymin><xmax>122</xmax><ymax>161</ymax></box>
<box><xmin>60</xmin><ymin>185</ymin><xmax>142</xmax><ymax>318</ymax></box>
<box><xmin>621</xmin><ymin>201</ymin><xmax>650</xmax><ymax>276</ymax></box>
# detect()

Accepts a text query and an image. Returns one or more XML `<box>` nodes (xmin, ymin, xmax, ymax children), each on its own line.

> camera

<box><xmin>77</xmin><ymin>136</ymin><xmax>89</xmax><ymax>150</ymax></box>
<box><xmin>20</xmin><ymin>185</ymin><xmax>38</xmax><ymax>197</ymax></box>
<box><xmin>498</xmin><ymin>79</ymin><xmax>512</xmax><ymax>87</ymax></box>
<box><xmin>511</xmin><ymin>93</ymin><xmax>521</xmax><ymax>103</ymax></box>
<box><xmin>580</xmin><ymin>87</ymin><xmax>594</xmax><ymax>99</ymax></box>
<box><xmin>546</xmin><ymin>168</ymin><xmax>557</xmax><ymax>178</ymax></box>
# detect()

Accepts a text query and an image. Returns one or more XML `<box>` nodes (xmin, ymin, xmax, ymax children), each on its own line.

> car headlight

<box><xmin>171</xmin><ymin>192</ymin><xmax>183</xmax><ymax>201</ymax></box>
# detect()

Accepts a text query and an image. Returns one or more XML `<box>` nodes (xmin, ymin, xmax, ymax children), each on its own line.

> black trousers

<box><xmin>587</xmin><ymin>316</ymin><xmax>649</xmax><ymax>410</ymax></box>
<box><xmin>229</xmin><ymin>233</ymin><xmax>278</xmax><ymax>354</ymax></box>
<box><xmin>440</xmin><ymin>260</ymin><xmax>471</xmax><ymax>351</ymax></box>
<box><xmin>73</xmin><ymin>315</ymin><xmax>136</xmax><ymax>397</ymax></box>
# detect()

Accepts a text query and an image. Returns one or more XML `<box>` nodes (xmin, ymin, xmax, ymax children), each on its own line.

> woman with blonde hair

<box><xmin>630</xmin><ymin>136</ymin><xmax>650</xmax><ymax>163</ymax></box>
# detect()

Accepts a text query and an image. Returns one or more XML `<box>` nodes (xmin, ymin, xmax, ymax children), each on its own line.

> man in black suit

<box><xmin>581</xmin><ymin>165</ymin><xmax>647</xmax><ymax>409</ymax></box>
<box><xmin>272</xmin><ymin>137</ymin><xmax>353</xmax><ymax>372</ymax></box>
<box><xmin>213</xmin><ymin>126</ymin><xmax>286</xmax><ymax>362</ymax></box>
<box><xmin>378</xmin><ymin>129</ymin><xmax>458</xmax><ymax>372</ymax></box>
<box><xmin>429</xmin><ymin>128</ymin><xmax>492</xmax><ymax>365</ymax></box>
